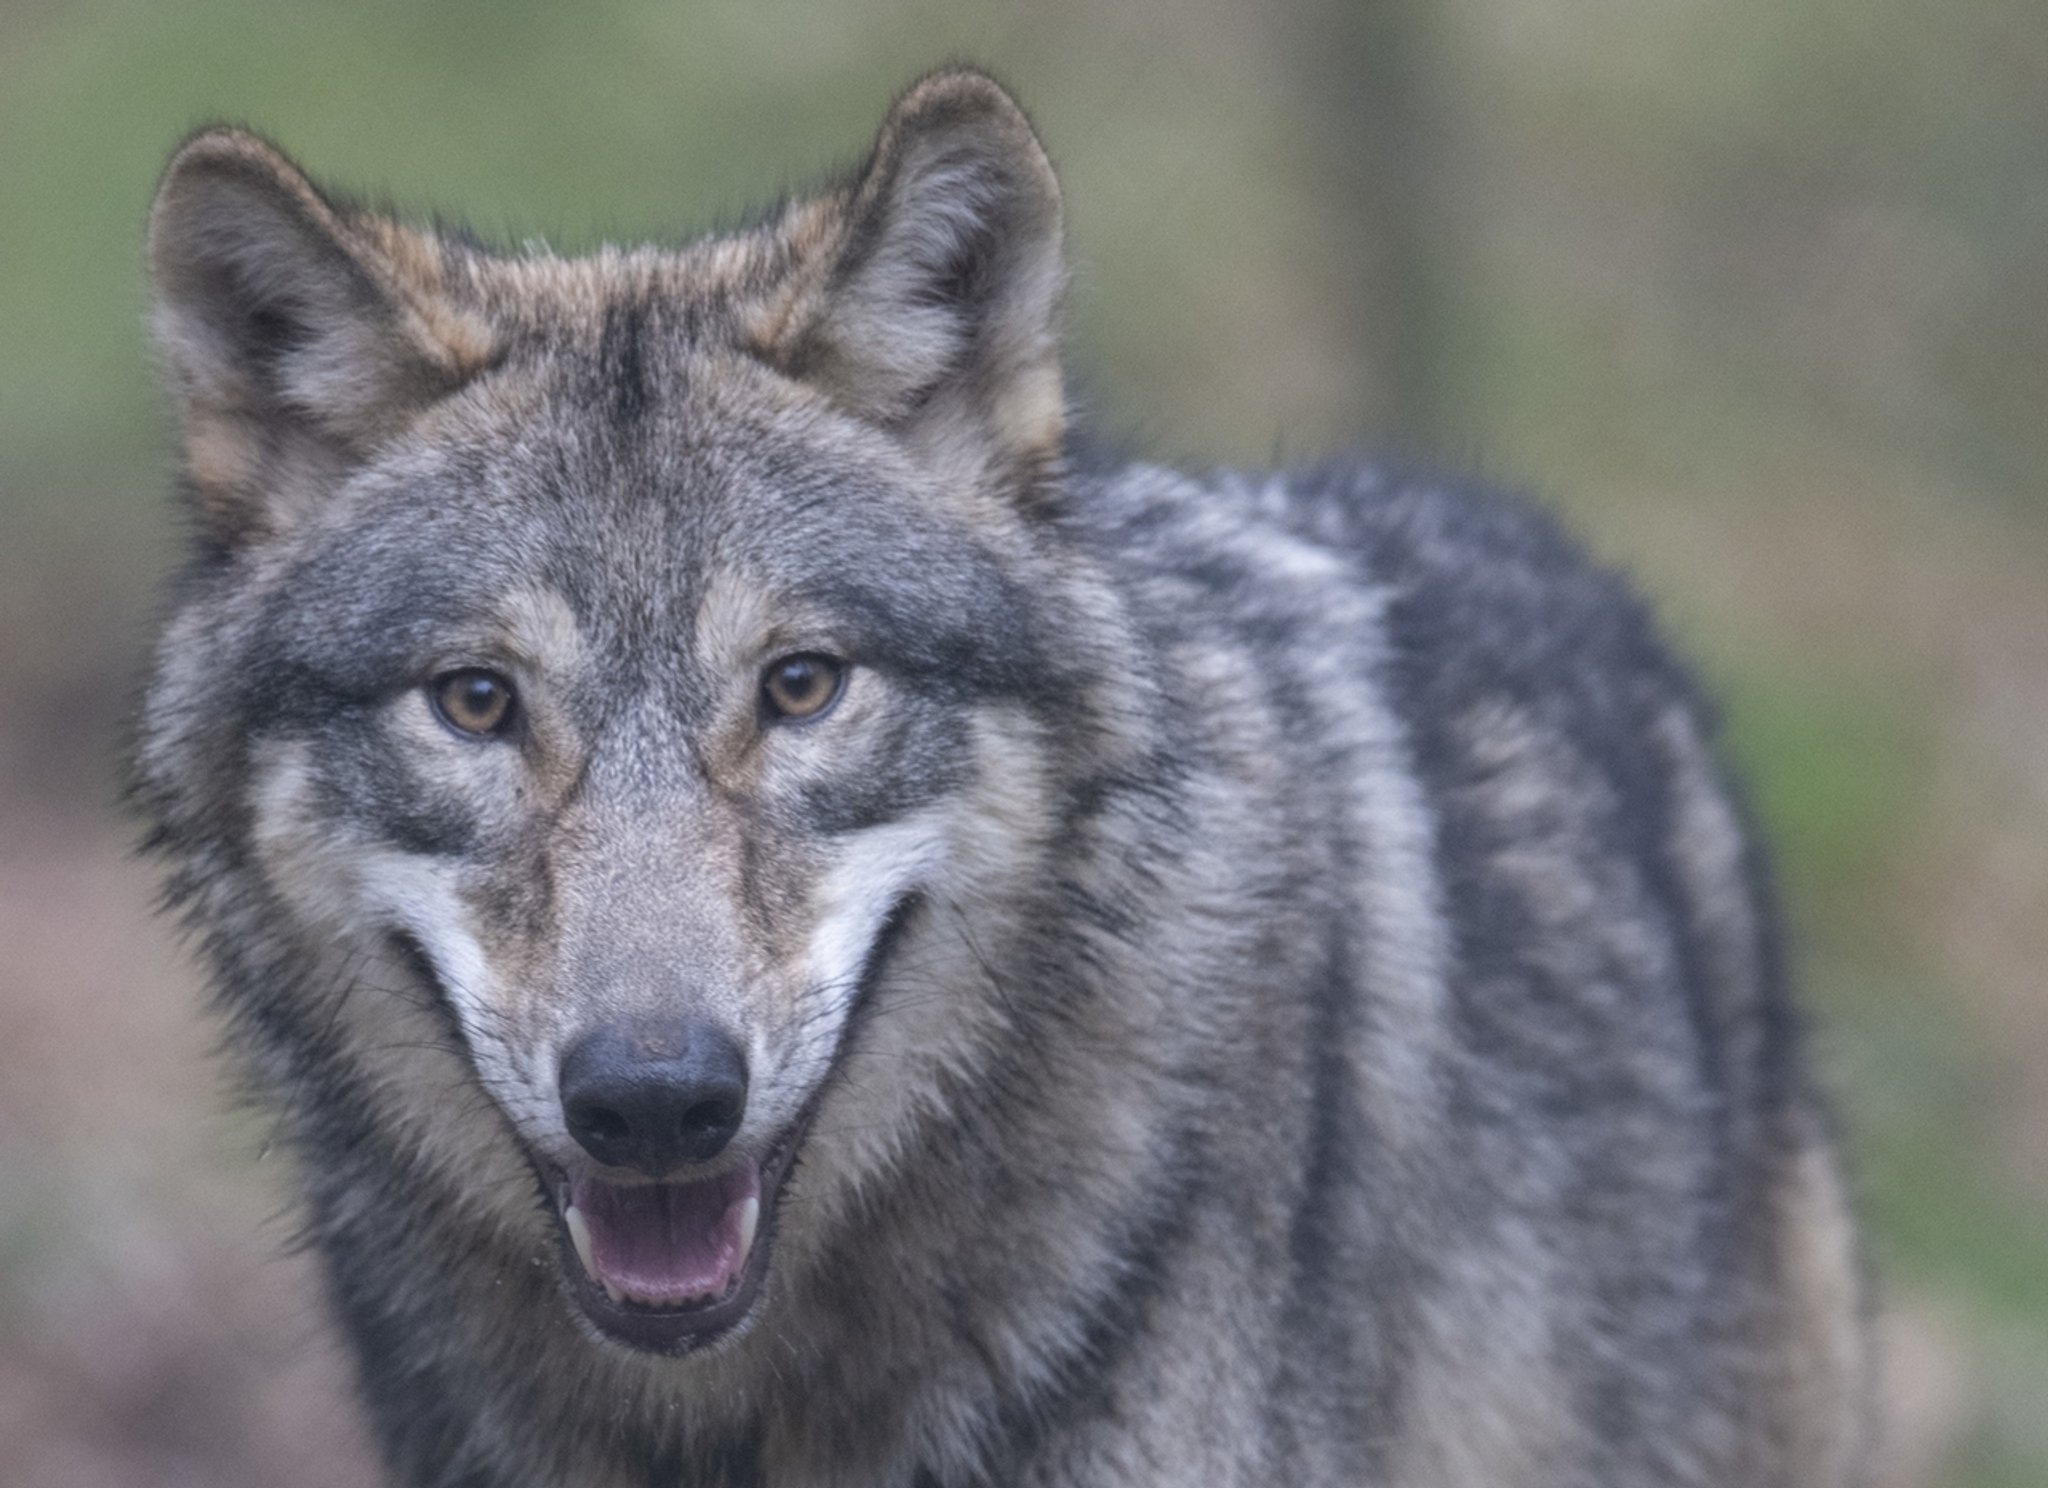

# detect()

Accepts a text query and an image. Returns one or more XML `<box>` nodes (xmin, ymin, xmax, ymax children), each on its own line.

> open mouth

<box><xmin>546</xmin><ymin>1119</ymin><xmax>808</xmax><ymax>1355</ymax></box>
<box><xmin>528</xmin><ymin>897</ymin><xmax>924</xmax><ymax>1354</ymax></box>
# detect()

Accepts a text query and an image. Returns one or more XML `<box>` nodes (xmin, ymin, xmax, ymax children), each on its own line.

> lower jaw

<box><xmin>557</xmin><ymin>1223</ymin><xmax>772</xmax><ymax>1355</ymax></box>
<box><xmin>538</xmin><ymin>1117</ymin><xmax>812</xmax><ymax>1357</ymax></box>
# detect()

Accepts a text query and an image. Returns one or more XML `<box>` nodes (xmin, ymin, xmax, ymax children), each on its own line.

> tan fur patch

<box><xmin>1768</xmin><ymin>1121</ymin><xmax>1869</xmax><ymax>1485</ymax></box>
<box><xmin>183</xmin><ymin>411</ymin><xmax>259</xmax><ymax>499</ymax></box>
<box><xmin>1387</xmin><ymin>1233</ymin><xmax>1579</xmax><ymax>1488</ymax></box>
<box><xmin>736</xmin><ymin>198</ymin><xmax>847</xmax><ymax>361</ymax></box>
<box><xmin>499</xmin><ymin>584</ymin><xmax>586</xmax><ymax>675</ymax></box>
<box><xmin>989</xmin><ymin>358</ymin><xmax>1065</xmax><ymax>468</ymax></box>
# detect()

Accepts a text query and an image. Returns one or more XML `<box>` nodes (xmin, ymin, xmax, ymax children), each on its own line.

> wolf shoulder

<box><xmin>1062</xmin><ymin>456</ymin><xmax>1864</xmax><ymax>1485</ymax></box>
<box><xmin>1082</xmin><ymin>454</ymin><xmax>1796</xmax><ymax>1099</ymax></box>
<box><xmin>1084</xmin><ymin>454</ymin><xmax>1735</xmax><ymax>780</ymax></box>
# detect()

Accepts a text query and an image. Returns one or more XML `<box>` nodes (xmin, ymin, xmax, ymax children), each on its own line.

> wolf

<box><xmin>133</xmin><ymin>69</ymin><xmax>1866</xmax><ymax>1487</ymax></box>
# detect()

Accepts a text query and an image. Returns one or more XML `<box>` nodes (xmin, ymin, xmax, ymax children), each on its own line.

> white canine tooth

<box><xmin>737</xmin><ymin>1193</ymin><xmax>761</xmax><ymax>1264</ymax></box>
<box><xmin>602</xmin><ymin>1279</ymin><xmax>626</xmax><ymax>1306</ymax></box>
<box><xmin>563</xmin><ymin>1203</ymin><xmax>596</xmax><ymax>1281</ymax></box>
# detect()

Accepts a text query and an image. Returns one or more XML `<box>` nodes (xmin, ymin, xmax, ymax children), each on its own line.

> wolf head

<box><xmin>138</xmin><ymin>72</ymin><xmax>1129</xmax><ymax>1356</ymax></box>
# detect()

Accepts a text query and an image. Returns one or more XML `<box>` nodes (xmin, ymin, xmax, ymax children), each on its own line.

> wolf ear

<box><xmin>147</xmin><ymin>130</ymin><xmax>497</xmax><ymax>544</ymax></box>
<box><xmin>759</xmin><ymin>71</ymin><xmax>1066</xmax><ymax>498</ymax></box>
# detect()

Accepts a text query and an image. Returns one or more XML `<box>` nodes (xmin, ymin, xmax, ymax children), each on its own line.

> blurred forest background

<box><xmin>2</xmin><ymin>0</ymin><xmax>2043</xmax><ymax>1483</ymax></box>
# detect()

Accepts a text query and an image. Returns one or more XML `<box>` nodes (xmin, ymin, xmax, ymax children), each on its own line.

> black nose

<box><xmin>558</xmin><ymin>1020</ymin><xmax>749</xmax><ymax>1174</ymax></box>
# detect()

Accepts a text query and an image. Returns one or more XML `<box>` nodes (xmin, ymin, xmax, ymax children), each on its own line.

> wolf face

<box><xmin>140</xmin><ymin>74</ymin><xmax>1100</xmax><ymax>1357</ymax></box>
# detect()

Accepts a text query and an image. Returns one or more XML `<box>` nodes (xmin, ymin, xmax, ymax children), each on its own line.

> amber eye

<box><xmin>430</xmin><ymin>668</ymin><xmax>517</xmax><ymax>738</ymax></box>
<box><xmin>760</xmin><ymin>653</ymin><xmax>846</xmax><ymax>721</ymax></box>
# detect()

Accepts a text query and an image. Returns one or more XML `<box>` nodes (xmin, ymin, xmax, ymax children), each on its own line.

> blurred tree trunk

<box><xmin>1282</xmin><ymin>0</ymin><xmax>1449</xmax><ymax>450</ymax></box>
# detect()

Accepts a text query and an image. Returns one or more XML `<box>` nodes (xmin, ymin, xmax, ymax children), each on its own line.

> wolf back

<box><xmin>133</xmin><ymin>70</ymin><xmax>1867</xmax><ymax>1487</ymax></box>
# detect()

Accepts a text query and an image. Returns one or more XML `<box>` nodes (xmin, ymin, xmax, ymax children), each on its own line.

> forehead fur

<box><xmin>442</xmin><ymin>195</ymin><xmax>838</xmax><ymax>351</ymax></box>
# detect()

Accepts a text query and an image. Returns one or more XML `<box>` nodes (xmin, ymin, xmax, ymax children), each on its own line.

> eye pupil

<box><xmin>432</xmin><ymin>669</ymin><xmax>515</xmax><ymax>736</ymax></box>
<box><xmin>778</xmin><ymin>660</ymin><xmax>819</xmax><ymax>701</ymax></box>
<box><xmin>762</xmin><ymin>654</ymin><xmax>844</xmax><ymax>720</ymax></box>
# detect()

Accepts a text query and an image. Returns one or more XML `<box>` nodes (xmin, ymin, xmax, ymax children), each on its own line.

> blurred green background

<box><xmin>2</xmin><ymin>1</ymin><xmax>2043</xmax><ymax>1483</ymax></box>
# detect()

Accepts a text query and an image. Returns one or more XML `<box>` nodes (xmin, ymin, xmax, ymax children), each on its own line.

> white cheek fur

<box><xmin>246</xmin><ymin>737</ymin><xmax>553</xmax><ymax>1129</ymax></box>
<box><xmin>801</xmin><ymin>811</ymin><xmax>950</xmax><ymax>1005</ymax></box>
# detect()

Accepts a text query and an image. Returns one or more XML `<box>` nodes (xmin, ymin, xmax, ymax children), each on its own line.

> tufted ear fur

<box><xmin>147</xmin><ymin>130</ymin><xmax>497</xmax><ymax>546</ymax></box>
<box><xmin>756</xmin><ymin>71</ymin><xmax>1067</xmax><ymax>501</ymax></box>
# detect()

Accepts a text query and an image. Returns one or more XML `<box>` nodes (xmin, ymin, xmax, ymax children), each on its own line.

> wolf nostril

<box><xmin>564</xmin><ymin>1098</ymin><xmax>630</xmax><ymax>1153</ymax></box>
<box><xmin>679</xmin><ymin>1093</ymin><xmax>741</xmax><ymax>1146</ymax></box>
<box><xmin>558</xmin><ymin>1020</ymin><xmax>749</xmax><ymax>1174</ymax></box>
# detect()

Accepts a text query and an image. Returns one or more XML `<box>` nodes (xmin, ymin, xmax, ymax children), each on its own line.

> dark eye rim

<box><xmin>759</xmin><ymin>652</ymin><xmax>848</xmax><ymax>723</ymax></box>
<box><xmin>428</xmin><ymin>666</ymin><xmax>520</xmax><ymax>740</ymax></box>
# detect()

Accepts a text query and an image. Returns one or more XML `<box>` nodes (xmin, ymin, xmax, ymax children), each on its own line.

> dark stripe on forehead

<box><xmin>600</xmin><ymin>294</ymin><xmax>651</xmax><ymax>427</ymax></box>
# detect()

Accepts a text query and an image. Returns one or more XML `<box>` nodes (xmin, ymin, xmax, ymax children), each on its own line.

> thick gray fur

<box><xmin>134</xmin><ymin>69</ymin><xmax>1867</xmax><ymax>1488</ymax></box>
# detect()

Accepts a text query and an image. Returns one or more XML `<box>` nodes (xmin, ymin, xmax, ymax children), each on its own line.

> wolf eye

<box><xmin>760</xmin><ymin>653</ymin><xmax>845</xmax><ymax>721</ymax></box>
<box><xmin>430</xmin><ymin>668</ymin><xmax>518</xmax><ymax>738</ymax></box>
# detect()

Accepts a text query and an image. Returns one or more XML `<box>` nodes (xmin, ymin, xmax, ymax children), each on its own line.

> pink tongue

<box><xmin>570</xmin><ymin>1164</ymin><xmax>758</xmax><ymax>1306</ymax></box>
